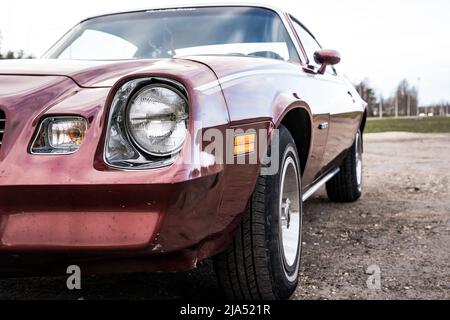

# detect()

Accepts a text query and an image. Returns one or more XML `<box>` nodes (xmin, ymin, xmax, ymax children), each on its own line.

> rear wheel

<box><xmin>326</xmin><ymin>130</ymin><xmax>363</xmax><ymax>202</ymax></box>
<box><xmin>214</xmin><ymin>126</ymin><xmax>302</xmax><ymax>300</ymax></box>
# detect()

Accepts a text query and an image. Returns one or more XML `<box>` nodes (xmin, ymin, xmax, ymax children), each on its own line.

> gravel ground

<box><xmin>296</xmin><ymin>132</ymin><xmax>450</xmax><ymax>300</ymax></box>
<box><xmin>0</xmin><ymin>132</ymin><xmax>449</xmax><ymax>300</ymax></box>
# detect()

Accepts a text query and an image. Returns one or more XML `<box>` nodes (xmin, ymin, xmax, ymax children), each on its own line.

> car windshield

<box><xmin>45</xmin><ymin>6</ymin><xmax>300</xmax><ymax>63</ymax></box>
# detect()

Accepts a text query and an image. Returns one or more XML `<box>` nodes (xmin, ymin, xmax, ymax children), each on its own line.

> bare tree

<box><xmin>395</xmin><ymin>79</ymin><xmax>418</xmax><ymax>117</ymax></box>
<box><xmin>355</xmin><ymin>79</ymin><xmax>378</xmax><ymax>117</ymax></box>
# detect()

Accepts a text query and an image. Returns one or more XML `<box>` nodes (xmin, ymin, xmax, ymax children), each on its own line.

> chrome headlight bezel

<box><xmin>104</xmin><ymin>78</ymin><xmax>189</xmax><ymax>170</ymax></box>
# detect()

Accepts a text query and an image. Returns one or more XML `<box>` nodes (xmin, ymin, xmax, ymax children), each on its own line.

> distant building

<box><xmin>418</xmin><ymin>105</ymin><xmax>450</xmax><ymax>117</ymax></box>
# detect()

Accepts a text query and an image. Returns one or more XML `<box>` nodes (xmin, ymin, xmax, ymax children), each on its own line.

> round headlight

<box><xmin>126</xmin><ymin>85</ymin><xmax>188</xmax><ymax>157</ymax></box>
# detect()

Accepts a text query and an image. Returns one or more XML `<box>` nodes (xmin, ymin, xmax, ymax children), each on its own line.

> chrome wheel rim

<box><xmin>279</xmin><ymin>154</ymin><xmax>301</xmax><ymax>268</ymax></box>
<box><xmin>355</xmin><ymin>131</ymin><xmax>363</xmax><ymax>192</ymax></box>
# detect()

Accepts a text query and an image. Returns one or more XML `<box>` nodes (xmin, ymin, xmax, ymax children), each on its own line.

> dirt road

<box><xmin>0</xmin><ymin>132</ymin><xmax>449</xmax><ymax>300</ymax></box>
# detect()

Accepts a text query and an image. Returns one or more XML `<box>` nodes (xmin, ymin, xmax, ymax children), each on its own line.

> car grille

<box><xmin>0</xmin><ymin>110</ymin><xmax>5</xmax><ymax>148</ymax></box>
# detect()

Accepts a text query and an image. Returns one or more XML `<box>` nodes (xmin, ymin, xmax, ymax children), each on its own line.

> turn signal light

<box><xmin>31</xmin><ymin>117</ymin><xmax>87</xmax><ymax>154</ymax></box>
<box><xmin>234</xmin><ymin>133</ymin><xmax>256</xmax><ymax>155</ymax></box>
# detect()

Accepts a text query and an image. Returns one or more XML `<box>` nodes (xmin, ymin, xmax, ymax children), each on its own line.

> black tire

<box><xmin>214</xmin><ymin>125</ymin><xmax>303</xmax><ymax>300</ymax></box>
<box><xmin>326</xmin><ymin>130</ymin><xmax>363</xmax><ymax>203</ymax></box>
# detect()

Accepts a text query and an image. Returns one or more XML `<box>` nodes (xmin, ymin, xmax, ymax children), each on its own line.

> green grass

<box><xmin>365</xmin><ymin>117</ymin><xmax>450</xmax><ymax>133</ymax></box>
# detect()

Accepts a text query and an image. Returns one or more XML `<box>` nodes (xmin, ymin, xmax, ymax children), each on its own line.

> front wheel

<box><xmin>214</xmin><ymin>126</ymin><xmax>302</xmax><ymax>300</ymax></box>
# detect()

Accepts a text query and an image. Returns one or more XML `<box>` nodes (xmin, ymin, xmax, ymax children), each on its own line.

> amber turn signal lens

<box><xmin>234</xmin><ymin>133</ymin><xmax>256</xmax><ymax>155</ymax></box>
<box><xmin>234</xmin><ymin>134</ymin><xmax>256</xmax><ymax>146</ymax></box>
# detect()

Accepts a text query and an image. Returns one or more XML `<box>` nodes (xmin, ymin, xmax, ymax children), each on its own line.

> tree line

<box><xmin>0</xmin><ymin>30</ymin><xmax>34</xmax><ymax>59</ymax></box>
<box><xmin>0</xmin><ymin>49</ymin><xmax>34</xmax><ymax>59</ymax></box>
<box><xmin>355</xmin><ymin>79</ymin><xmax>450</xmax><ymax>117</ymax></box>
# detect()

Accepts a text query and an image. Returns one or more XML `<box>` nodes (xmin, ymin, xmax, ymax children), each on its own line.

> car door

<box><xmin>288</xmin><ymin>16</ymin><xmax>357</xmax><ymax>180</ymax></box>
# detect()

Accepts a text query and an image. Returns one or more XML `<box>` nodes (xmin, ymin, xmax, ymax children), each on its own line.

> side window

<box><xmin>291</xmin><ymin>18</ymin><xmax>322</xmax><ymax>70</ymax></box>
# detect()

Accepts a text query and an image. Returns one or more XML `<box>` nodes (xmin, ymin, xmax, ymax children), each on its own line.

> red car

<box><xmin>0</xmin><ymin>4</ymin><xmax>366</xmax><ymax>300</ymax></box>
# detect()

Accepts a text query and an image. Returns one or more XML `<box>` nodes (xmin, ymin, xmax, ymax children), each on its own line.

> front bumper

<box><xmin>0</xmin><ymin>172</ymin><xmax>224</xmax><ymax>253</ymax></box>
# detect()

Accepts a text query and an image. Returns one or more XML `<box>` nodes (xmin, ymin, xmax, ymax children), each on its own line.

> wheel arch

<box><xmin>274</xmin><ymin>103</ymin><xmax>313</xmax><ymax>175</ymax></box>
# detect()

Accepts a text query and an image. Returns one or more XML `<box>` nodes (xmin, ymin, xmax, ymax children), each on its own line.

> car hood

<box><xmin>0</xmin><ymin>56</ymin><xmax>289</xmax><ymax>89</ymax></box>
<box><xmin>0</xmin><ymin>59</ymin><xmax>188</xmax><ymax>88</ymax></box>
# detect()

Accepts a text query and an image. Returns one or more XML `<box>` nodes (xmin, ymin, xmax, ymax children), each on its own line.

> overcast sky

<box><xmin>1</xmin><ymin>0</ymin><xmax>449</xmax><ymax>105</ymax></box>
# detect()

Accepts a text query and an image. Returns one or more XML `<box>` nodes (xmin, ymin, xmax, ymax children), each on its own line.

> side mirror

<box><xmin>314</xmin><ymin>49</ymin><xmax>341</xmax><ymax>74</ymax></box>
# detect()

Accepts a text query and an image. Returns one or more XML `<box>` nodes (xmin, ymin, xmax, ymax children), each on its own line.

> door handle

<box><xmin>319</xmin><ymin>122</ymin><xmax>329</xmax><ymax>130</ymax></box>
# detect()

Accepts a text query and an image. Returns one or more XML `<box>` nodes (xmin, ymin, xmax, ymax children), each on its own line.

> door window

<box><xmin>290</xmin><ymin>18</ymin><xmax>322</xmax><ymax>70</ymax></box>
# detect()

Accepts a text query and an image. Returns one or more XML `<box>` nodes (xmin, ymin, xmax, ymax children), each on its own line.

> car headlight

<box><xmin>126</xmin><ymin>85</ymin><xmax>188</xmax><ymax>157</ymax></box>
<box><xmin>31</xmin><ymin>117</ymin><xmax>87</xmax><ymax>154</ymax></box>
<box><xmin>104</xmin><ymin>78</ymin><xmax>189</xmax><ymax>169</ymax></box>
